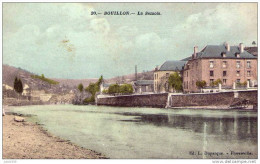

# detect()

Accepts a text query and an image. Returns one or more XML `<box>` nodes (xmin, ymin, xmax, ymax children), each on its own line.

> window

<box><xmin>210</xmin><ymin>61</ymin><xmax>214</xmax><ymax>68</ymax></box>
<box><xmin>223</xmin><ymin>79</ymin><xmax>227</xmax><ymax>85</ymax></box>
<box><xmin>237</xmin><ymin>79</ymin><xmax>240</xmax><ymax>83</ymax></box>
<box><xmin>223</xmin><ymin>71</ymin><xmax>227</xmax><ymax>76</ymax></box>
<box><xmin>247</xmin><ymin>71</ymin><xmax>251</xmax><ymax>77</ymax></box>
<box><xmin>210</xmin><ymin>71</ymin><xmax>214</xmax><ymax>76</ymax></box>
<box><xmin>236</xmin><ymin>61</ymin><xmax>241</xmax><ymax>68</ymax></box>
<box><xmin>247</xmin><ymin>61</ymin><xmax>251</xmax><ymax>68</ymax></box>
<box><xmin>236</xmin><ymin>71</ymin><xmax>240</xmax><ymax>76</ymax></box>
<box><xmin>222</xmin><ymin>61</ymin><xmax>227</xmax><ymax>68</ymax></box>
<box><xmin>210</xmin><ymin>79</ymin><xmax>214</xmax><ymax>84</ymax></box>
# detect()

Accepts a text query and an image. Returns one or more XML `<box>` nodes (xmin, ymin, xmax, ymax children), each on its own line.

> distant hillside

<box><xmin>53</xmin><ymin>78</ymin><xmax>99</xmax><ymax>88</ymax></box>
<box><xmin>53</xmin><ymin>71</ymin><xmax>154</xmax><ymax>87</ymax></box>
<box><xmin>3</xmin><ymin>64</ymin><xmax>154</xmax><ymax>90</ymax></box>
<box><xmin>2</xmin><ymin>64</ymin><xmax>71</xmax><ymax>93</ymax></box>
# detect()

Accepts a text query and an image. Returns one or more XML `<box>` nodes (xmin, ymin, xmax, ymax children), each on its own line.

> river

<box><xmin>9</xmin><ymin>105</ymin><xmax>257</xmax><ymax>159</ymax></box>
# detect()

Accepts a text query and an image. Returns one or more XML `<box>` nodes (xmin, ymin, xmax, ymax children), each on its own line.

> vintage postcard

<box><xmin>1</xmin><ymin>1</ymin><xmax>258</xmax><ymax>162</ymax></box>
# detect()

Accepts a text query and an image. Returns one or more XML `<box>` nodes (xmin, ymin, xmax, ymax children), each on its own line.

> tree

<box><xmin>97</xmin><ymin>75</ymin><xmax>103</xmax><ymax>87</ymax></box>
<box><xmin>17</xmin><ymin>79</ymin><xmax>23</xmax><ymax>94</ymax></box>
<box><xmin>84</xmin><ymin>75</ymin><xmax>104</xmax><ymax>103</ymax></box>
<box><xmin>210</xmin><ymin>79</ymin><xmax>222</xmax><ymax>86</ymax></box>
<box><xmin>108</xmin><ymin>84</ymin><xmax>120</xmax><ymax>94</ymax></box>
<box><xmin>14</xmin><ymin>77</ymin><xmax>23</xmax><ymax>97</ymax></box>
<box><xmin>78</xmin><ymin>83</ymin><xmax>84</xmax><ymax>92</ymax></box>
<box><xmin>85</xmin><ymin>83</ymin><xmax>99</xmax><ymax>95</ymax></box>
<box><xmin>168</xmin><ymin>72</ymin><xmax>183</xmax><ymax>92</ymax></box>
<box><xmin>237</xmin><ymin>81</ymin><xmax>247</xmax><ymax>87</ymax></box>
<box><xmin>119</xmin><ymin>84</ymin><xmax>133</xmax><ymax>94</ymax></box>
<box><xmin>196</xmin><ymin>80</ymin><xmax>207</xmax><ymax>89</ymax></box>
<box><xmin>14</xmin><ymin>77</ymin><xmax>18</xmax><ymax>92</ymax></box>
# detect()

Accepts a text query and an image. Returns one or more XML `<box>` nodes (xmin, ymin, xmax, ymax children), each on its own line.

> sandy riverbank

<box><xmin>3</xmin><ymin>114</ymin><xmax>107</xmax><ymax>159</ymax></box>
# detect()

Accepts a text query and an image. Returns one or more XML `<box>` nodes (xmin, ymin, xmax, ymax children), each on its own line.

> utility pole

<box><xmin>135</xmin><ymin>65</ymin><xmax>137</xmax><ymax>81</ymax></box>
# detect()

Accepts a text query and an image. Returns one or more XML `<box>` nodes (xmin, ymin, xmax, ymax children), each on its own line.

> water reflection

<box><xmin>119</xmin><ymin>112</ymin><xmax>257</xmax><ymax>142</ymax></box>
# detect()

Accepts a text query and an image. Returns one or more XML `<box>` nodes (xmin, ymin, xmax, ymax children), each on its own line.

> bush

<box><xmin>108</xmin><ymin>84</ymin><xmax>120</xmax><ymax>94</ymax></box>
<box><xmin>168</xmin><ymin>72</ymin><xmax>183</xmax><ymax>92</ymax></box>
<box><xmin>78</xmin><ymin>83</ymin><xmax>84</xmax><ymax>92</ymax></box>
<box><xmin>237</xmin><ymin>81</ymin><xmax>247</xmax><ymax>87</ymax></box>
<box><xmin>102</xmin><ymin>89</ymin><xmax>108</xmax><ymax>94</ymax></box>
<box><xmin>196</xmin><ymin>80</ymin><xmax>207</xmax><ymax>89</ymax></box>
<box><xmin>83</xmin><ymin>96</ymin><xmax>95</xmax><ymax>103</ymax></box>
<box><xmin>210</xmin><ymin>79</ymin><xmax>222</xmax><ymax>86</ymax></box>
<box><xmin>119</xmin><ymin>84</ymin><xmax>133</xmax><ymax>94</ymax></box>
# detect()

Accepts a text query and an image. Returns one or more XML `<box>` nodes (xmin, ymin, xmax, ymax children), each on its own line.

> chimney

<box><xmin>225</xmin><ymin>42</ymin><xmax>230</xmax><ymax>51</ymax></box>
<box><xmin>155</xmin><ymin>65</ymin><xmax>159</xmax><ymax>71</ymax></box>
<box><xmin>194</xmin><ymin>46</ymin><xmax>198</xmax><ymax>58</ymax></box>
<box><xmin>239</xmin><ymin>43</ymin><xmax>244</xmax><ymax>53</ymax></box>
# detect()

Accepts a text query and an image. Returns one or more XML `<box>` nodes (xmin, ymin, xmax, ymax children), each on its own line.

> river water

<box><xmin>9</xmin><ymin>105</ymin><xmax>257</xmax><ymax>159</ymax></box>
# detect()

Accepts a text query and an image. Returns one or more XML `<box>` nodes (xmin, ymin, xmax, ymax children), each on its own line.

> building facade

<box><xmin>154</xmin><ymin>60</ymin><xmax>186</xmax><ymax>93</ymax></box>
<box><xmin>183</xmin><ymin>43</ymin><xmax>257</xmax><ymax>93</ymax></box>
<box><xmin>132</xmin><ymin>80</ymin><xmax>154</xmax><ymax>94</ymax></box>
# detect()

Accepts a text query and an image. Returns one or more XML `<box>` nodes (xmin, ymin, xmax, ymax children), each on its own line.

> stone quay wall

<box><xmin>97</xmin><ymin>90</ymin><xmax>257</xmax><ymax>108</ymax></box>
<box><xmin>170</xmin><ymin>90</ymin><xmax>257</xmax><ymax>107</ymax></box>
<box><xmin>97</xmin><ymin>93</ymin><xmax>168</xmax><ymax>108</ymax></box>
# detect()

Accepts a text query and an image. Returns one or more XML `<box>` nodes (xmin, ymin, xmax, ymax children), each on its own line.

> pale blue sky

<box><xmin>3</xmin><ymin>3</ymin><xmax>257</xmax><ymax>79</ymax></box>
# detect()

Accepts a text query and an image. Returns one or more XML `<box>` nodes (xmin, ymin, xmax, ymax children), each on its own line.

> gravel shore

<box><xmin>3</xmin><ymin>114</ymin><xmax>107</xmax><ymax>159</ymax></box>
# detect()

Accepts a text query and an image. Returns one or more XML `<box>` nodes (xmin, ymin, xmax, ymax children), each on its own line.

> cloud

<box><xmin>3</xmin><ymin>3</ymin><xmax>257</xmax><ymax>79</ymax></box>
<box><xmin>90</xmin><ymin>18</ymin><xmax>110</xmax><ymax>35</ymax></box>
<box><xmin>171</xmin><ymin>3</ymin><xmax>257</xmax><ymax>50</ymax></box>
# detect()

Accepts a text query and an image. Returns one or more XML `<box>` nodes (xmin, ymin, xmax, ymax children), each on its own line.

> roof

<box><xmin>195</xmin><ymin>45</ymin><xmax>257</xmax><ymax>59</ymax></box>
<box><xmin>158</xmin><ymin>60</ymin><xmax>186</xmax><ymax>71</ymax></box>
<box><xmin>181</xmin><ymin>56</ymin><xmax>192</xmax><ymax>61</ymax></box>
<box><xmin>134</xmin><ymin>80</ymin><xmax>153</xmax><ymax>86</ymax></box>
<box><xmin>244</xmin><ymin>47</ymin><xmax>258</xmax><ymax>56</ymax></box>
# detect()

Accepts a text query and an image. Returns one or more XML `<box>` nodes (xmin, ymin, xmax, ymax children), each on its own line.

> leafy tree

<box><xmin>83</xmin><ymin>96</ymin><xmax>95</xmax><ymax>104</ymax></box>
<box><xmin>168</xmin><ymin>72</ymin><xmax>183</xmax><ymax>92</ymax></box>
<box><xmin>119</xmin><ymin>84</ymin><xmax>133</xmax><ymax>94</ymax></box>
<box><xmin>97</xmin><ymin>75</ymin><xmax>103</xmax><ymax>87</ymax></box>
<box><xmin>213</xmin><ymin>79</ymin><xmax>222</xmax><ymax>86</ymax></box>
<box><xmin>102</xmin><ymin>89</ymin><xmax>108</xmax><ymax>94</ymax></box>
<box><xmin>237</xmin><ymin>81</ymin><xmax>247</xmax><ymax>87</ymax></box>
<box><xmin>196</xmin><ymin>80</ymin><xmax>207</xmax><ymax>89</ymax></box>
<box><xmin>14</xmin><ymin>77</ymin><xmax>23</xmax><ymax>96</ymax></box>
<box><xmin>17</xmin><ymin>79</ymin><xmax>23</xmax><ymax>94</ymax></box>
<box><xmin>108</xmin><ymin>84</ymin><xmax>120</xmax><ymax>94</ymax></box>
<box><xmin>85</xmin><ymin>83</ymin><xmax>99</xmax><ymax>95</ymax></box>
<box><xmin>14</xmin><ymin>77</ymin><xmax>18</xmax><ymax>92</ymax></box>
<box><xmin>78</xmin><ymin>83</ymin><xmax>84</xmax><ymax>92</ymax></box>
<box><xmin>84</xmin><ymin>75</ymin><xmax>103</xmax><ymax>103</ymax></box>
<box><xmin>210</xmin><ymin>79</ymin><xmax>222</xmax><ymax>86</ymax></box>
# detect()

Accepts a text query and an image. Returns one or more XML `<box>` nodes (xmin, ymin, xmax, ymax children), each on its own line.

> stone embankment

<box><xmin>97</xmin><ymin>93</ymin><xmax>168</xmax><ymax>108</ymax></box>
<box><xmin>97</xmin><ymin>90</ymin><xmax>257</xmax><ymax>109</ymax></box>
